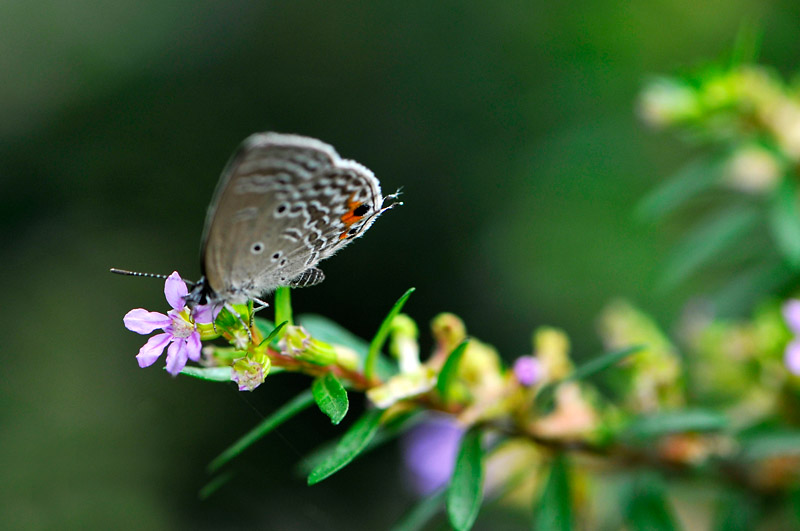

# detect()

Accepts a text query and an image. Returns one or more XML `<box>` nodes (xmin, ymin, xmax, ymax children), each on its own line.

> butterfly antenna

<box><xmin>110</xmin><ymin>268</ymin><xmax>197</xmax><ymax>288</ymax></box>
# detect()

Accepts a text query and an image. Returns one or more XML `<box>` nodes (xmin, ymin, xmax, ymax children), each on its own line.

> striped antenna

<box><xmin>110</xmin><ymin>268</ymin><xmax>197</xmax><ymax>287</ymax></box>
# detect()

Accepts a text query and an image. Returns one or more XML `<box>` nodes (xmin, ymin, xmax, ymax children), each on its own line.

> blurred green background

<box><xmin>3</xmin><ymin>1</ymin><xmax>799</xmax><ymax>529</ymax></box>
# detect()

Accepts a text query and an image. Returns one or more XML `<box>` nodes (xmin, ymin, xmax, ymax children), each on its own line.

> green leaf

<box><xmin>659</xmin><ymin>206</ymin><xmax>759</xmax><ymax>290</ymax></box>
<box><xmin>447</xmin><ymin>428</ymin><xmax>484</xmax><ymax>531</ymax></box>
<box><xmin>535</xmin><ymin>346</ymin><xmax>642</xmax><ymax>410</ymax></box>
<box><xmin>364</xmin><ymin>287</ymin><xmax>416</xmax><ymax>380</ymax></box>
<box><xmin>730</xmin><ymin>21</ymin><xmax>762</xmax><ymax>67</ymax></box>
<box><xmin>312</xmin><ymin>373</ymin><xmax>349</xmax><ymax>425</ymax></box>
<box><xmin>253</xmin><ymin>317</ymin><xmax>275</xmax><ymax>337</ymax></box>
<box><xmin>297</xmin><ymin>313</ymin><xmax>398</xmax><ymax>380</ymax></box>
<box><xmin>533</xmin><ymin>454</ymin><xmax>572</xmax><ymax>531</ymax></box>
<box><xmin>635</xmin><ymin>155</ymin><xmax>723</xmax><ymax>222</ymax></box>
<box><xmin>207</xmin><ymin>389</ymin><xmax>315</xmax><ymax>473</ymax></box>
<box><xmin>712</xmin><ymin>261</ymin><xmax>794</xmax><ymax>315</ymax></box>
<box><xmin>258</xmin><ymin>320</ymin><xmax>288</xmax><ymax>347</ymax></box>
<box><xmin>274</xmin><ymin>286</ymin><xmax>293</xmax><ymax>329</ymax></box>
<box><xmin>198</xmin><ymin>470</ymin><xmax>235</xmax><ymax>500</ymax></box>
<box><xmin>768</xmin><ymin>177</ymin><xmax>800</xmax><ymax>269</ymax></box>
<box><xmin>178</xmin><ymin>366</ymin><xmax>233</xmax><ymax>382</ymax></box>
<box><xmin>569</xmin><ymin>345</ymin><xmax>643</xmax><ymax>382</ymax></box>
<box><xmin>624</xmin><ymin>473</ymin><xmax>677</xmax><ymax>531</ymax></box>
<box><xmin>436</xmin><ymin>340</ymin><xmax>470</xmax><ymax>404</ymax></box>
<box><xmin>624</xmin><ymin>409</ymin><xmax>729</xmax><ymax>440</ymax></box>
<box><xmin>740</xmin><ymin>430</ymin><xmax>800</xmax><ymax>460</ymax></box>
<box><xmin>307</xmin><ymin>408</ymin><xmax>384</xmax><ymax>485</ymax></box>
<box><xmin>713</xmin><ymin>489</ymin><xmax>758</xmax><ymax>531</ymax></box>
<box><xmin>298</xmin><ymin>409</ymin><xmax>425</xmax><ymax>475</ymax></box>
<box><xmin>390</xmin><ymin>488</ymin><xmax>446</xmax><ymax>531</ymax></box>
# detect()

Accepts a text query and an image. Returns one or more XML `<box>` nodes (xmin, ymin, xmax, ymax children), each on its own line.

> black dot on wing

<box><xmin>276</xmin><ymin>204</ymin><xmax>287</xmax><ymax>214</ymax></box>
<box><xmin>272</xmin><ymin>252</ymin><xmax>281</xmax><ymax>260</ymax></box>
<box><xmin>251</xmin><ymin>242</ymin><xmax>263</xmax><ymax>253</ymax></box>
<box><xmin>353</xmin><ymin>204</ymin><xmax>369</xmax><ymax>217</ymax></box>
<box><xmin>280</xmin><ymin>258</ymin><xmax>287</xmax><ymax>267</ymax></box>
<box><xmin>348</xmin><ymin>228</ymin><xmax>358</xmax><ymax>235</ymax></box>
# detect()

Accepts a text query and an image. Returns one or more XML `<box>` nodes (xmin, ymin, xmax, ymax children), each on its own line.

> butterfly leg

<box><xmin>223</xmin><ymin>302</ymin><xmax>254</xmax><ymax>344</ymax></box>
<box><xmin>249</xmin><ymin>297</ymin><xmax>270</xmax><ymax>327</ymax></box>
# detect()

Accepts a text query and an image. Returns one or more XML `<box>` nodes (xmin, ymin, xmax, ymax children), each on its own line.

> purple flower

<box><xmin>123</xmin><ymin>272</ymin><xmax>211</xmax><ymax>376</ymax></box>
<box><xmin>513</xmin><ymin>355</ymin><xmax>542</xmax><ymax>386</ymax></box>
<box><xmin>783</xmin><ymin>299</ymin><xmax>800</xmax><ymax>375</ymax></box>
<box><xmin>401</xmin><ymin>416</ymin><xmax>464</xmax><ymax>495</ymax></box>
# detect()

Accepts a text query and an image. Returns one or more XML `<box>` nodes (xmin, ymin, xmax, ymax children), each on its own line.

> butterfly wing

<box><xmin>201</xmin><ymin>133</ymin><xmax>385</xmax><ymax>304</ymax></box>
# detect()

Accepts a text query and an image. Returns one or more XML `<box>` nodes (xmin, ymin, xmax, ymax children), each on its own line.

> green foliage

<box><xmin>447</xmin><ymin>428</ymin><xmax>484</xmax><ymax>531</ymax></box>
<box><xmin>207</xmin><ymin>390</ymin><xmax>316</xmax><ymax>473</ymax></box>
<box><xmin>312</xmin><ymin>373</ymin><xmax>349</xmax><ymax>425</ymax></box>
<box><xmin>365</xmin><ymin>287</ymin><xmax>415</xmax><ymax>380</ymax></box>
<box><xmin>274</xmin><ymin>286</ymin><xmax>293</xmax><ymax>329</ymax></box>
<box><xmin>533</xmin><ymin>454</ymin><xmax>573</xmax><ymax>531</ymax></box>
<box><xmin>436</xmin><ymin>339</ymin><xmax>470</xmax><ymax>404</ymax></box>
<box><xmin>623</xmin><ymin>473</ymin><xmax>677</xmax><ymax>531</ymax></box>
<box><xmin>623</xmin><ymin>409</ymin><xmax>729</xmax><ymax>440</ymax></box>
<box><xmin>298</xmin><ymin>313</ymin><xmax>398</xmax><ymax>380</ymax></box>
<box><xmin>391</xmin><ymin>488</ymin><xmax>446</xmax><ymax>531</ymax></box>
<box><xmin>768</xmin><ymin>177</ymin><xmax>800</xmax><ymax>269</ymax></box>
<box><xmin>307</xmin><ymin>408</ymin><xmax>384</xmax><ymax>485</ymax></box>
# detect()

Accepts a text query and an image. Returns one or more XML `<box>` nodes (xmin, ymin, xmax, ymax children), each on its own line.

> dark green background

<box><xmin>2</xmin><ymin>2</ymin><xmax>798</xmax><ymax>528</ymax></box>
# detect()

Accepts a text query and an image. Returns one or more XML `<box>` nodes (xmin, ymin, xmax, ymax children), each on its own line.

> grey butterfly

<box><xmin>186</xmin><ymin>132</ymin><xmax>399</xmax><ymax>310</ymax></box>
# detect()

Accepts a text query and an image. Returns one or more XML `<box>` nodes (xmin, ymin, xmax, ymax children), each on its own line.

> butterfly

<box><xmin>183</xmin><ymin>132</ymin><xmax>400</xmax><ymax>311</ymax></box>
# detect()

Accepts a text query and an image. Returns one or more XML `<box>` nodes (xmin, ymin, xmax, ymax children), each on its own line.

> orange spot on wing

<box><xmin>339</xmin><ymin>196</ymin><xmax>366</xmax><ymax>239</ymax></box>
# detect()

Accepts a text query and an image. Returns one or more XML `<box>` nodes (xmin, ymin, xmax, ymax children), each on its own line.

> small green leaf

<box><xmin>258</xmin><ymin>320</ymin><xmax>288</xmax><ymax>347</ymax></box>
<box><xmin>624</xmin><ymin>472</ymin><xmax>677</xmax><ymax>531</ymax></box>
<box><xmin>391</xmin><ymin>488</ymin><xmax>446</xmax><ymax>531</ymax></box>
<box><xmin>198</xmin><ymin>470</ymin><xmax>235</xmax><ymax>500</ymax></box>
<box><xmin>447</xmin><ymin>428</ymin><xmax>484</xmax><ymax>531</ymax></box>
<box><xmin>713</xmin><ymin>489</ymin><xmax>758</xmax><ymax>531</ymax></box>
<box><xmin>729</xmin><ymin>21</ymin><xmax>762</xmax><ymax>67</ymax></box>
<box><xmin>178</xmin><ymin>366</ymin><xmax>232</xmax><ymax>382</ymax></box>
<box><xmin>659</xmin><ymin>206</ymin><xmax>759</xmax><ymax>290</ymax></box>
<box><xmin>298</xmin><ymin>410</ymin><xmax>425</xmax><ymax>475</ymax></box>
<box><xmin>274</xmin><ymin>286</ymin><xmax>293</xmax><ymax>329</ymax></box>
<box><xmin>364</xmin><ymin>287</ymin><xmax>416</xmax><ymax>380</ymax></box>
<box><xmin>712</xmin><ymin>261</ymin><xmax>794</xmax><ymax>315</ymax></box>
<box><xmin>768</xmin><ymin>176</ymin><xmax>800</xmax><ymax>269</ymax></box>
<box><xmin>635</xmin><ymin>155</ymin><xmax>723</xmax><ymax>222</ymax></box>
<box><xmin>208</xmin><ymin>389</ymin><xmax>315</xmax><ymax>473</ymax></box>
<box><xmin>312</xmin><ymin>373</ymin><xmax>349</xmax><ymax>425</ymax></box>
<box><xmin>624</xmin><ymin>409</ymin><xmax>728</xmax><ymax>440</ymax></box>
<box><xmin>569</xmin><ymin>345</ymin><xmax>643</xmax><ymax>382</ymax></box>
<box><xmin>253</xmin><ymin>317</ymin><xmax>275</xmax><ymax>337</ymax></box>
<box><xmin>535</xmin><ymin>346</ymin><xmax>642</xmax><ymax>409</ymax></box>
<box><xmin>533</xmin><ymin>454</ymin><xmax>572</xmax><ymax>531</ymax></box>
<box><xmin>740</xmin><ymin>430</ymin><xmax>800</xmax><ymax>460</ymax></box>
<box><xmin>436</xmin><ymin>340</ymin><xmax>470</xmax><ymax>404</ymax></box>
<box><xmin>307</xmin><ymin>408</ymin><xmax>384</xmax><ymax>485</ymax></box>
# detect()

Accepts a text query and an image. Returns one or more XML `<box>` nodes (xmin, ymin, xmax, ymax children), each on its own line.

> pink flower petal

<box><xmin>124</xmin><ymin>309</ymin><xmax>170</xmax><ymax>334</ymax></box>
<box><xmin>136</xmin><ymin>333</ymin><xmax>172</xmax><ymax>368</ymax></box>
<box><xmin>786</xmin><ymin>339</ymin><xmax>800</xmax><ymax>375</ymax></box>
<box><xmin>193</xmin><ymin>303</ymin><xmax>222</xmax><ymax>325</ymax></box>
<box><xmin>186</xmin><ymin>332</ymin><xmax>202</xmax><ymax>362</ymax></box>
<box><xmin>165</xmin><ymin>338</ymin><xmax>189</xmax><ymax>376</ymax></box>
<box><xmin>164</xmin><ymin>271</ymin><xmax>189</xmax><ymax>311</ymax></box>
<box><xmin>513</xmin><ymin>355</ymin><xmax>542</xmax><ymax>386</ymax></box>
<box><xmin>784</xmin><ymin>300</ymin><xmax>800</xmax><ymax>334</ymax></box>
